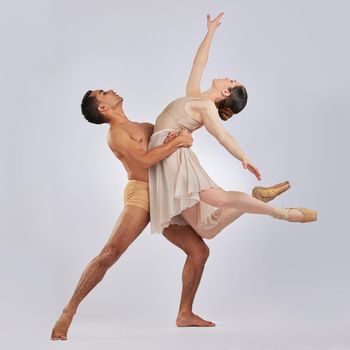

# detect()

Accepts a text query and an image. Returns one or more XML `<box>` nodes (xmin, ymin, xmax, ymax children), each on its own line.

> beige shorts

<box><xmin>123</xmin><ymin>179</ymin><xmax>150</xmax><ymax>213</ymax></box>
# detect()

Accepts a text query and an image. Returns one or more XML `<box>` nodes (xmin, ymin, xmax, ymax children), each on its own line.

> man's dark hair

<box><xmin>215</xmin><ymin>85</ymin><xmax>248</xmax><ymax>121</ymax></box>
<box><xmin>81</xmin><ymin>90</ymin><xmax>107</xmax><ymax>125</ymax></box>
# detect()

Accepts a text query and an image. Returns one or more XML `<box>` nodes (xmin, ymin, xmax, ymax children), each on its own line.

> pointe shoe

<box><xmin>252</xmin><ymin>181</ymin><xmax>290</xmax><ymax>203</ymax></box>
<box><xmin>273</xmin><ymin>207</ymin><xmax>317</xmax><ymax>223</ymax></box>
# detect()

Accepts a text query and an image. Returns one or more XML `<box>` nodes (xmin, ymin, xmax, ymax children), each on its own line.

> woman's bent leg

<box><xmin>181</xmin><ymin>187</ymin><xmax>306</xmax><ymax>239</ymax></box>
<box><xmin>181</xmin><ymin>204</ymin><xmax>245</xmax><ymax>239</ymax></box>
<box><xmin>181</xmin><ymin>187</ymin><xmax>276</xmax><ymax>239</ymax></box>
<box><xmin>181</xmin><ymin>187</ymin><xmax>307</xmax><ymax>239</ymax></box>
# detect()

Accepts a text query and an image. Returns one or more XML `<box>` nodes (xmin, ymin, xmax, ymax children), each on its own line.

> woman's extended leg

<box><xmin>182</xmin><ymin>187</ymin><xmax>306</xmax><ymax>239</ymax></box>
<box><xmin>200</xmin><ymin>188</ymin><xmax>306</xmax><ymax>219</ymax></box>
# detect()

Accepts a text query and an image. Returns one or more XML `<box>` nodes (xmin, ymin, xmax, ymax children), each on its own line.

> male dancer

<box><xmin>51</xmin><ymin>88</ymin><xmax>216</xmax><ymax>340</ymax></box>
<box><xmin>51</xmin><ymin>88</ymin><xmax>289</xmax><ymax>340</ymax></box>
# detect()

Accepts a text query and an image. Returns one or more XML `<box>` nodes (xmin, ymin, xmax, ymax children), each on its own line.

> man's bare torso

<box><xmin>107</xmin><ymin>121</ymin><xmax>154</xmax><ymax>182</ymax></box>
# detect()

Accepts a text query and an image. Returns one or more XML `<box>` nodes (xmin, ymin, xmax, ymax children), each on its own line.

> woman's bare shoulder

<box><xmin>186</xmin><ymin>98</ymin><xmax>216</xmax><ymax>111</ymax></box>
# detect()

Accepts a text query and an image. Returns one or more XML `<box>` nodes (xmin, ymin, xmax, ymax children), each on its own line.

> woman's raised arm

<box><xmin>185</xmin><ymin>12</ymin><xmax>224</xmax><ymax>97</ymax></box>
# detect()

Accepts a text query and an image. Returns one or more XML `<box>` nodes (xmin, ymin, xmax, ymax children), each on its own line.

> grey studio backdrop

<box><xmin>1</xmin><ymin>0</ymin><xmax>349</xmax><ymax>349</ymax></box>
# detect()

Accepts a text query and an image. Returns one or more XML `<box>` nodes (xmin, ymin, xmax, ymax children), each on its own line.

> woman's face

<box><xmin>212</xmin><ymin>77</ymin><xmax>241</xmax><ymax>96</ymax></box>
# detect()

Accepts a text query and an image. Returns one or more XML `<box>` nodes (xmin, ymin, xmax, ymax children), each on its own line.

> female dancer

<box><xmin>148</xmin><ymin>13</ymin><xmax>317</xmax><ymax>239</ymax></box>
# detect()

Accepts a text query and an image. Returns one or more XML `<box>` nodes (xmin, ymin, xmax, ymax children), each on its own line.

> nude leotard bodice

<box><xmin>153</xmin><ymin>97</ymin><xmax>203</xmax><ymax>133</ymax></box>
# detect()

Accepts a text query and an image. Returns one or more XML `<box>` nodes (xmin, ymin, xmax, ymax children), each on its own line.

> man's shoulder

<box><xmin>107</xmin><ymin>126</ymin><xmax>131</xmax><ymax>147</ymax></box>
<box><xmin>137</xmin><ymin>122</ymin><xmax>154</xmax><ymax>136</ymax></box>
<box><xmin>139</xmin><ymin>122</ymin><xmax>154</xmax><ymax>129</ymax></box>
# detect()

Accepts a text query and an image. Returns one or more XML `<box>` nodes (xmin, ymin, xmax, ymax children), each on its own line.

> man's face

<box><xmin>90</xmin><ymin>89</ymin><xmax>123</xmax><ymax>112</ymax></box>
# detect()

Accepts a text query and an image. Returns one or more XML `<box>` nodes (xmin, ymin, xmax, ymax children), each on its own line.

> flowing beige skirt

<box><xmin>148</xmin><ymin>129</ymin><xmax>222</xmax><ymax>234</ymax></box>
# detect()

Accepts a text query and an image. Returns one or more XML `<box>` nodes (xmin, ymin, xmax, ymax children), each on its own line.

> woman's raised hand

<box><xmin>207</xmin><ymin>12</ymin><xmax>224</xmax><ymax>33</ymax></box>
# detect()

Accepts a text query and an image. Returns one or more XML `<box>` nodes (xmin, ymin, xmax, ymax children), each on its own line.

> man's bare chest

<box><xmin>126</xmin><ymin>123</ymin><xmax>149</xmax><ymax>145</ymax></box>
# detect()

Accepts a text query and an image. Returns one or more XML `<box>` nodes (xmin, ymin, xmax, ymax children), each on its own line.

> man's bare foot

<box><xmin>51</xmin><ymin>310</ymin><xmax>75</xmax><ymax>340</ymax></box>
<box><xmin>176</xmin><ymin>312</ymin><xmax>216</xmax><ymax>327</ymax></box>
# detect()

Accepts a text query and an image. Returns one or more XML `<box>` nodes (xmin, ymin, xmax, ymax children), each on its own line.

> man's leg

<box><xmin>51</xmin><ymin>206</ymin><xmax>149</xmax><ymax>340</ymax></box>
<box><xmin>163</xmin><ymin>224</ymin><xmax>215</xmax><ymax>327</ymax></box>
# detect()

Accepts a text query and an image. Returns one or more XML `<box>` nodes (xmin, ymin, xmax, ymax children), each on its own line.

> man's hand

<box><xmin>242</xmin><ymin>157</ymin><xmax>262</xmax><ymax>181</ymax></box>
<box><xmin>164</xmin><ymin>129</ymin><xmax>193</xmax><ymax>147</ymax></box>
<box><xmin>207</xmin><ymin>12</ymin><xmax>224</xmax><ymax>33</ymax></box>
<box><xmin>178</xmin><ymin>129</ymin><xmax>193</xmax><ymax>147</ymax></box>
<box><xmin>163</xmin><ymin>131</ymin><xmax>177</xmax><ymax>144</ymax></box>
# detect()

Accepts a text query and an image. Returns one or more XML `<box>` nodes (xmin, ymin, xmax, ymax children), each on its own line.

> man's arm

<box><xmin>186</xmin><ymin>12</ymin><xmax>224</xmax><ymax>97</ymax></box>
<box><xmin>109</xmin><ymin>128</ymin><xmax>192</xmax><ymax>169</ymax></box>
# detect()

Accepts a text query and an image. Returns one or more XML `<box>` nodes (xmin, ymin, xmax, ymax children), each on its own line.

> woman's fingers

<box><xmin>245</xmin><ymin>162</ymin><xmax>262</xmax><ymax>180</ymax></box>
<box><xmin>251</xmin><ymin>166</ymin><xmax>262</xmax><ymax>181</ymax></box>
<box><xmin>213</xmin><ymin>12</ymin><xmax>224</xmax><ymax>23</ymax></box>
<box><xmin>207</xmin><ymin>12</ymin><xmax>224</xmax><ymax>29</ymax></box>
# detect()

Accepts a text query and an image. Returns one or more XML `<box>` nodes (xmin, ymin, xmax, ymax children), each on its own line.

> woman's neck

<box><xmin>199</xmin><ymin>87</ymin><xmax>222</xmax><ymax>104</ymax></box>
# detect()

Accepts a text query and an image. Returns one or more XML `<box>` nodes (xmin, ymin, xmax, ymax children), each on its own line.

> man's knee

<box><xmin>188</xmin><ymin>243</ymin><xmax>210</xmax><ymax>264</ymax></box>
<box><xmin>97</xmin><ymin>243</ymin><xmax>126</xmax><ymax>268</ymax></box>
